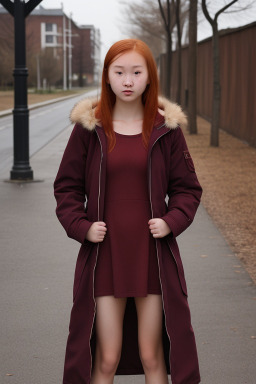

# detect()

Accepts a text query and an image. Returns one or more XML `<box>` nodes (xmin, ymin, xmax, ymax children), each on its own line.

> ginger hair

<box><xmin>95</xmin><ymin>39</ymin><xmax>159</xmax><ymax>151</ymax></box>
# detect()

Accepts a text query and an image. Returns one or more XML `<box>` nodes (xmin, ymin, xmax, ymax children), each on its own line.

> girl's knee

<box><xmin>98</xmin><ymin>351</ymin><xmax>120</xmax><ymax>375</ymax></box>
<box><xmin>139</xmin><ymin>347</ymin><xmax>162</xmax><ymax>372</ymax></box>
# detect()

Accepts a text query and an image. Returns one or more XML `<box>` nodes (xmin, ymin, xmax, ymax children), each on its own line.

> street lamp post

<box><xmin>11</xmin><ymin>0</ymin><xmax>32</xmax><ymax>180</ymax></box>
<box><xmin>0</xmin><ymin>0</ymin><xmax>43</xmax><ymax>181</ymax></box>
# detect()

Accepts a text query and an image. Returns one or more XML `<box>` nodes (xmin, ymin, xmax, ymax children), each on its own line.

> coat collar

<box><xmin>70</xmin><ymin>96</ymin><xmax>187</xmax><ymax>132</ymax></box>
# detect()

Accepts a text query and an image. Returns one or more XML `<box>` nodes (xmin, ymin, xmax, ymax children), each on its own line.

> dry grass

<box><xmin>0</xmin><ymin>89</ymin><xmax>89</xmax><ymax>111</ymax></box>
<box><xmin>184</xmin><ymin>116</ymin><xmax>256</xmax><ymax>284</ymax></box>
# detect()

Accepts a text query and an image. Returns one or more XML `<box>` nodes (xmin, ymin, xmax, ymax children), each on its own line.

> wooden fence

<box><xmin>159</xmin><ymin>21</ymin><xmax>256</xmax><ymax>147</ymax></box>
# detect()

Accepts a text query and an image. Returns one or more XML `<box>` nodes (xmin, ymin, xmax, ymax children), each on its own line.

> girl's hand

<box><xmin>85</xmin><ymin>221</ymin><xmax>107</xmax><ymax>243</ymax></box>
<box><xmin>148</xmin><ymin>218</ymin><xmax>171</xmax><ymax>238</ymax></box>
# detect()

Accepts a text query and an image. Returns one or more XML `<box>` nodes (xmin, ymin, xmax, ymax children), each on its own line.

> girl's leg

<box><xmin>135</xmin><ymin>294</ymin><xmax>169</xmax><ymax>384</ymax></box>
<box><xmin>91</xmin><ymin>296</ymin><xmax>127</xmax><ymax>384</ymax></box>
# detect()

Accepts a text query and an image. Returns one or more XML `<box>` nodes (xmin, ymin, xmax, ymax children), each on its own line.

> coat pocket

<box><xmin>183</xmin><ymin>150</ymin><xmax>195</xmax><ymax>172</ymax></box>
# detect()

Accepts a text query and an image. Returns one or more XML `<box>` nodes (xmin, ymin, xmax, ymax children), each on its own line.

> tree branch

<box><xmin>127</xmin><ymin>19</ymin><xmax>165</xmax><ymax>41</ymax></box>
<box><xmin>158</xmin><ymin>0</ymin><xmax>168</xmax><ymax>31</ymax></box>
<box><xmin>215</xmin><ymin>0</ymin><xmax>239</xmax><ymax>21</ymax></box>
<box><xmin>167</xmin><ymin>0</ymin><xmax>171</xmax><ymax>28</ymax></box>
<box><xmin>201</xmin><ymin>0</ymin><xmax>214</xmax><ymax>26</ymax></box>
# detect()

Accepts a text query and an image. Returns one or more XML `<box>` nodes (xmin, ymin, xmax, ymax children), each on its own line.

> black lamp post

<box><xmin>0</xmin><ymin>0</ymin><xmax>43</xmax><ymax>180</ymax></box>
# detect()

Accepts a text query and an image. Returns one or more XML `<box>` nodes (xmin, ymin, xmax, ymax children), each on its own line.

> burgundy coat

<box><xmin>54</xmin><ymin>97</ymin><xmax>202</xmax><ymax>384</ymax></box>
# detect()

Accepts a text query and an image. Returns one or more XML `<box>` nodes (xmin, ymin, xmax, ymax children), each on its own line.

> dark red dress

<box><xmin>94</xmin><ymin>131</ymin><xmax>161</xmax><ymax>298</ymax></box>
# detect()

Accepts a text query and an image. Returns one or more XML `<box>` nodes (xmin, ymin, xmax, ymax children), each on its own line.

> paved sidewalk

<box><xmin>0</xmin><ymin>124</ymin><xmax>255</xmax><ymax>384</ymax></box>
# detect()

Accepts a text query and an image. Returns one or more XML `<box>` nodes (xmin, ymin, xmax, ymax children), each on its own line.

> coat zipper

<box><xmin>89</xmin><ymin>129</ymin><xmax>103</xmax><ymax>378</ymax></box>
<box><xmin>148</xmin><ymin>129</ymin><xmax>179</xmax><ymax>370</ymax></box>
<box><xmin>149</xmin><ymin>128</ymin><xmax>181</xmax><ymax>273</ymax></box>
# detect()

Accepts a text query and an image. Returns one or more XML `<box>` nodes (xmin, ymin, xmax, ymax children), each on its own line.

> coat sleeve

<box><xmin>53</xmin><ymin>124</ymin><xmax>93</xmax><ymax>244</ymax></box>
<box><xmin>161</xmin><ymin>127</ymin><xmax>202</xmax><ymax>238</ymax></box>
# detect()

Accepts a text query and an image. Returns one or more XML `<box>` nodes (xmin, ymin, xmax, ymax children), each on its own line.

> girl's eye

<box><xmin>135</xmin><ymin>71</ymin><xmax>141</xmax><ymax>75</ymax></box>
<box><xmin>116</xmin><ymin>72</ymin><xmax>122</xmax><ymax>75</ymax></box>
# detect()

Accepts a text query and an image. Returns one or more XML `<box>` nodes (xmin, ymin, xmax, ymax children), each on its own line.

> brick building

<box><xmin>0</xmin><ymin>5</ymin><xmax>101</xmax><ymax>88</ymax></box>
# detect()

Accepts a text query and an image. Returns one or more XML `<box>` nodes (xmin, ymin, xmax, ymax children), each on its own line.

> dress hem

<box><xmin>94</xmin><ymin>291</ymin><xmax>162</xmax><ymax>298</ymax></box>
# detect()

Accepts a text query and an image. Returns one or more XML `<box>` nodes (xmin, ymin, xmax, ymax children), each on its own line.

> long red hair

<box><xmin>95</xmin><ymin>39</ymin><xmax>159</xmax><ymax>152</ymax></box>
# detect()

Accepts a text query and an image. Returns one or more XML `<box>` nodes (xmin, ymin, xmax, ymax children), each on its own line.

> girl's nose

<box><xmin>123</xmin><ymin>76</ymin><xmax>133</xmax><ymax>86</ymax></box>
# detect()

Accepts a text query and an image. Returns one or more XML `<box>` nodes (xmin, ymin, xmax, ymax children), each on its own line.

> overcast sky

<box><xmin>40</xmin><ymin>0</ymin><xmax>256</xmax><ymax>61</ymax></box>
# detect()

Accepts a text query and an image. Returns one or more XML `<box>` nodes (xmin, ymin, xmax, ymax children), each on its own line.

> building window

<box><xmin>45</xmin><ymin>23</ymin><xmax>53</xmax><ymax>32</ymax></box>
<box><xmin>41</xmin><ymin>22</ymin><xmax>58</xmax><ymax>48</ymax></box>
<box><xmin>46</xmin><ymin>35</ymin><xmax>54</xmax><ymax>44</ymax></box>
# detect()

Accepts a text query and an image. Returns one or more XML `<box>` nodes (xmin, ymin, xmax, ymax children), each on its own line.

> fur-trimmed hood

<box><xmin>70</xmin><ymin>96</ymin><xmax>187</xmax><ymax>131</ymax></box>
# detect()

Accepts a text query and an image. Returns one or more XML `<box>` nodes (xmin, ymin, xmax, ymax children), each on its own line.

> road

<box><xmin>0</xmin><ymin>95</ymin><xmax>256</xmax><ymax>383</ymax></box>
<box><xmin>0</xmin><ymin>88</ymin><xmax>99</xmax><ymax>178</ymax></box>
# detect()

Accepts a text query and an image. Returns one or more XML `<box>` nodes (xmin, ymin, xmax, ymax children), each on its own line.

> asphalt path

<box><xmin>0</xmin><ymin>112</ymin><xmax>255</xmax><ymax>383</ymax></box>
<box><xmin>0</xmin><ymin>88</ymin><xmax>99</xmax><ymax>179</ymax></box>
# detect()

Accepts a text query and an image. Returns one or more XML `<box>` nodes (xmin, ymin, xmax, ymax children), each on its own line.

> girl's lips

<box><xmin>123</xmin><ymin>90</ymin><xmax>133</xmax><ymax>95</ymax></box>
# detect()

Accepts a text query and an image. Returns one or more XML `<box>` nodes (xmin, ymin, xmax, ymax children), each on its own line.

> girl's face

<box><xmin>107</xmin><ymin>50</ymin><xmax>149</xmax><ymax>103</ymax></box>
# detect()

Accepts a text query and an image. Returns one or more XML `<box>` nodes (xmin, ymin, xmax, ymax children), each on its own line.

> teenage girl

<box><xmin>54</xmin><ymin>39</ymin><xmax>202</xmax><ymax>384</ymax></box>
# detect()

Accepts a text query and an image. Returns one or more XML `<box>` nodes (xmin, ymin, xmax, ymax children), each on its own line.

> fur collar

<box><xmin>70</xmin><ymin>96</ymin><xmax>187</xmax><ymax>131</ymax></box>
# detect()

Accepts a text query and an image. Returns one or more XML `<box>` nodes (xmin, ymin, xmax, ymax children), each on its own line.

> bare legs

<box><xmin>91</xmin><ymin>296</ymin><xmax>127</xmax><ymax>384</ymax></box>
<box><xmin>135</xmin><ymin>295</ymin><xmax>169</xmax><ymax>384</ymax></box>
<box><xmin>91</xmin><ymin>294</ymin><xmax>168</xmax><ymax>384</ymax></box>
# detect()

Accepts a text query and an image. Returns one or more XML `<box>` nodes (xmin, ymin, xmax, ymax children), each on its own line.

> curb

<box><xmin>0</xmin><ymin>91</ymin><xmax>93</xmax><ymax>118</ymax></box>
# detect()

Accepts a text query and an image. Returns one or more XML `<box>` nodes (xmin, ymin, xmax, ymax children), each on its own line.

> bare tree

<box><xmin>119</xmin><ymin>1</ymin><xmax>166</xmax><ymax>59</ymax></box>
<box><xmin>202</xmin><ymin>0</ymin><xmax>239</xmax><ymax>146</ymax></box>
<box><xmin>0</xmin><ymin>15</ymin><xmax>44</xmax><ymax>88</ymax></box>
<box><xmin>158</xmin><ymin>0</ymin><xmax>174</xmax><ymax>98</ymax></box>
<box><xmin>188</xmin><ymin>0</ymin><xmax>198</xmax><ymax>134</ymax></box>
<box><xmin>0</xmin><ymin>45</ymin><xmax>14</xmax><ymax>87</ymax></box>
<box><xmin>120</xmin><ymin>0</ymin><xmax>190</xmax><ymax>99</ymax></box>
<box><xmin>0</xmin><ymin>15</ymin><xmax>14</xmax><ymax>87</ymax></box>
<box><xmin>174</xmin><ymin>0</ymin><xmax>182</xmax><ymax>103</ymax></box>
<box><xmin>39</xmin><ymin>48</ymin><xmax>62</xmax><ymax>89</ymax></box>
